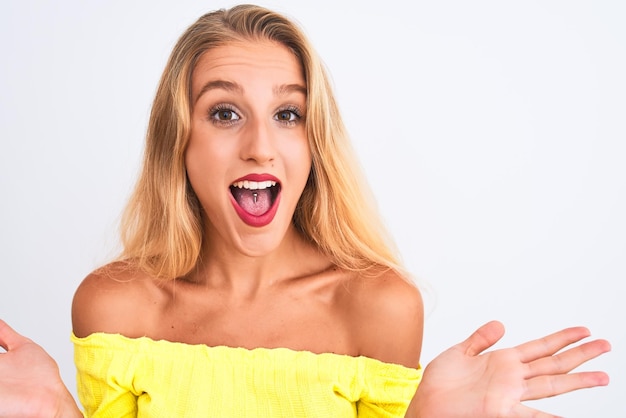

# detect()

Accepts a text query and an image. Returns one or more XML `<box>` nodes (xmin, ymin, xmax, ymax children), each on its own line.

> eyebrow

<box><xmin>194</xmin><ymin>80</ymin><xmax>243</xmax><ymax>104</ymax></box>
<box><xmin>194</xmin><ymin>80</ymin><xmax>307</xmax><ymax>104</ymax></box>
<box><xmin>273</xmin><ymin>83</ymin><xmax>307</xmax><ymax>97</ymax></box>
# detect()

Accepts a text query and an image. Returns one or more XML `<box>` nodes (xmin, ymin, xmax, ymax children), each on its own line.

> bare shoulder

<box><xmin>72</xmin><ymin>261</ymin><xmax>163</xmax><ymax>338</ymax></box>
<box><xmin>347</xmin><ymin>268</ymin><xmax>424</xmax><ymax>368</ymax></box>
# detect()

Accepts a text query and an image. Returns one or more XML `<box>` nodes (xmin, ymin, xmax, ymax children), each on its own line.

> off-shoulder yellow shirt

<box><xmin>72</xmin><ymin>332</ymin><xmax>421</xmax><ymax>417</ymax></box>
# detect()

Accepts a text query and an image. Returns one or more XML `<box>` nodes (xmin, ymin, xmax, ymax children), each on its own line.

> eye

<box><xmin>274</xmin><ymin>106</ymin><xmax>302</xmax><ymax>125</ymax></box>
<box><xmin>215</xmin><ymin>109</ymin><xmax>238</xmax><ymax>121</ymax></box>
<box><xmin>275</xmin><ymin>110</ymin><xmax>296</xmax><ymax>121</ymax></box>
<box><xmin>209</xmin><ymin>104</ymin><xmax>241</xmax><ymax>126</ymax></box>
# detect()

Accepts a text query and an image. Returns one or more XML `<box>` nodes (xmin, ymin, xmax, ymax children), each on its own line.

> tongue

<box><xmin>232</xmin><ymin>188</ymin><xmax>272</xmax><ymax>216</ymax></box>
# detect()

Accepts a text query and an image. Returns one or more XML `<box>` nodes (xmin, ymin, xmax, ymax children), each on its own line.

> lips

<box><xmin>229</xmin><ymin>175</ymin><xmax>281</xmax><ymax>227</ymax></box>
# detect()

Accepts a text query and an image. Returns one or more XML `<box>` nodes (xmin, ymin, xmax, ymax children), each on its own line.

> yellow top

<box><xmin>72</xmin><ymin>332</ymin><xmax>421</xmax><ymax>417</ymax></box>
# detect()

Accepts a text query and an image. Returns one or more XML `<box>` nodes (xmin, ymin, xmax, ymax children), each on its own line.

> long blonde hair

<box><xmin>119</xmin><ymin>4</ymin><xmax>408</xmax><ymax>280</ymax></box>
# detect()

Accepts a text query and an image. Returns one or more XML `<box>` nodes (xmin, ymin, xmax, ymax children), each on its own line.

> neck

<box><xmin>187</xmin><ymin>225</ymin><xmax>331</xmax><ymax>296</ymax></box>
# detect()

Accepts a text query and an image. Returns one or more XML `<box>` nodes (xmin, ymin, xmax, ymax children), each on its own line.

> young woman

<box><xmin>0</xmin><ymin>4</ymin><xmax>610</xmax><ymax>417</ymax></box>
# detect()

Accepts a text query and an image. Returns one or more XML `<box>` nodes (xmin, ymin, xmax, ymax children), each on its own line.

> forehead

<box><xmin>191</xmin><ymin>40</ymin><xmax>305</xmax><ymax>97</ymax></box>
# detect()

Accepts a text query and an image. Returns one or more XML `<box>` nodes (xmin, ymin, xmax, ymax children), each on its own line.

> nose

<box><xmin>240</xmin><ymin>115</ymin><xmax>275</xmax><ymax>164</ymax></box>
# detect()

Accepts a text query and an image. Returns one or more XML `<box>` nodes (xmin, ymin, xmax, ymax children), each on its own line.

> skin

<box><xmin>408</xmin><ymin>321</ymin><xmax>610</xmax><ymax>417</ymax></box>
<box><xmin>0</xmin><ymin>39</ymin><xmax>611</xmax><ymax>418</ymax></box>
<box><xmin>72</xmin><ymin>40</ymin><xmax>424</xmax><ymax>369</ymax></box>
<box><xmin>0</xmin><ymin>320</ymin><xmax>81</xmax><ymax>418</ymax></box>
<box><xmin>186</xmin><ymin>40</ymin><xmax>313</xmax><ymax>260</ymax></box>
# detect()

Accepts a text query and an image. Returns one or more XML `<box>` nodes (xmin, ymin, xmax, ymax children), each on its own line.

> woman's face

<box><xmin>186</xmin><ymin>40</ymin><xmax>310</xmax><ymax>257</ymax></box>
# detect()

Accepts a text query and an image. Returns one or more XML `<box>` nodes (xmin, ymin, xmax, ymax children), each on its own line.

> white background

<box><xmin>1</xmin><ymin>1</ymin><xmax>624</xmax><ymax>416</ymax></box>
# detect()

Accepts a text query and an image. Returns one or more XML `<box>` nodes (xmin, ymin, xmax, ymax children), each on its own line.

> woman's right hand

<box><xmin>0</xmin><ymin>319</ymin><xmax>82</xmax><ymax>418</ymax></box>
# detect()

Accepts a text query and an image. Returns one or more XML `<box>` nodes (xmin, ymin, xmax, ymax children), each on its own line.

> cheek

<box><xmin>294</xmin><ymin>142</ymin><xmax>313</xmax><ymax>182</ymax></box>
<box><xmin>185</xmin><ymin>131</ymin><xmax>229</xmax><ymax>177</ymax></box>
<box><xmin>279</xmin><ymin>127</ymin><xmax>311</xmax><ymax>162</ymax></box>
<box><xmin>282</xmin><ymin>146</ymin><xmax>313</xmax><ymax>205</ymax></box>
<box><xmin>185</xmin><ymin>141</ymin><xmax>206</xmax><ymax>189</ymax></box>
<box><xmin>184</xmin><ymin>140</ymin><xmax>224</xmax><ymax>205</ymax></box>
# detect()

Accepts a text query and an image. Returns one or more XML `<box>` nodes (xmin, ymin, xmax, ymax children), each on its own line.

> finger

<box><xmin>457</xmin><ymin>320</ymin><xmax>505</xmax><ymax>356</ymax></box>
<box><xmin>523</xmin><ymin>371</ymin><xmax>610</xmax><ymax>401</ymax></box>
<box><xmin>515</xmin><ymin>327</ymin><xmax>592</xmax><ymax>363</ymax></box>
<box><xmin>0</xmin><ymin>319</ymin><xmax>29</xmax><ymax>351</ymax></box>
<box><xmin>527</xmin><ymin>338</ymin><xmax>611</xmax><ymax>378</ymax></box>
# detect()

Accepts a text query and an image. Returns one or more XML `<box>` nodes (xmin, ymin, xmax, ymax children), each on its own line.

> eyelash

<box><xmin>208</xmin><ymin>104</ymin><xmax>240</xmax><ymax>127</ymax></box>
<box><xmin>207</xmin><ymin>104</ymin><xmax>304</xmax><ymax>127</ymax></box>
<box><xmin>274</xmin><ymin>105</ymin><xmax>303</xmax><ymax>126</ymax></box>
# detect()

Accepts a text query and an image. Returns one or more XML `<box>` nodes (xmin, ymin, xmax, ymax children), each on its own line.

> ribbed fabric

<box><xmin>72</xmin><ymin>332</ymin><xmax>421</xmax><ymax>417</ymax></box>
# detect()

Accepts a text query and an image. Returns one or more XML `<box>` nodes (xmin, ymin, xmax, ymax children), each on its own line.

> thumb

<box><xmin>457</xmin><ymin>320</ymin><xmax>506</xmax><ymax>356</ymax></box>
<box><xmin>0</xmin><ymin>319</ymin><xmax>30</xmax><ymax>351</ymax></box>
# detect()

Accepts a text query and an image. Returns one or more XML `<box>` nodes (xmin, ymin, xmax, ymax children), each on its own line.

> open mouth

<box><xmin>230</xmin><ymin>180</ymin><xmax>281</xmax><ymax>216</ymax></box>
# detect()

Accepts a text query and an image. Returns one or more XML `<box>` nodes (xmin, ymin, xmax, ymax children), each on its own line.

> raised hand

<box><xmin>0</xmin><ymin>319</ymin><xmax>81</xmax><ymax>418</ymax></box>
<box><xmin>410</xmin><ymin>321</ymin><xmax>610</xmax><ymax>418</ymax></box>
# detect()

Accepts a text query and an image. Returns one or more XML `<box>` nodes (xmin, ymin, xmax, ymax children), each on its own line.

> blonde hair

<box><xmin>119</xmin><ymin>4</ymin><xmax>408</xmax><ymax>280</ymax></box>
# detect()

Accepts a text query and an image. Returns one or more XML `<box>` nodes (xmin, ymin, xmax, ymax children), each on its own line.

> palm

<box><xmin>423</xmin><ymin>340</ymin><xmax>528</xmax><ymax>416</ymax></box>
<box><xmin>0</xmin><ymin>320</ymin><xmax>76</xmax><ymax>417</ymax></box>
<box><xmin>415</xmin><ymin>321</ymin><xmax>610</xmax><ymax>418</ymax></box>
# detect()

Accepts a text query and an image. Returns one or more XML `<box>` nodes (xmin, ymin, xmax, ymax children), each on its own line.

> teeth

<box><xmin>231</xmin><ymin>180</ymin><xmax>276</xmax><ymax>190</ymax></box>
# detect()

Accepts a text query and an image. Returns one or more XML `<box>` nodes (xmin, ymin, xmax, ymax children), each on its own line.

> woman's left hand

<box><xmin>408</xmin><ymin>321</ymin><xmax>611</xmax><ymax>418</ymax></box>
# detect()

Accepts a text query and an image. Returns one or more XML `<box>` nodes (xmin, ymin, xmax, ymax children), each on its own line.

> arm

<box><xmin>351</xmin><ymin>271</ymin><xmax>424</xmax><ymax>417</ymax></box>
<box><xmin>407</xmin><ymin>321</ymin><xmax>610</xmax><ymax>418</ymax></box>
<box><xmin>0</xmin><ymin>319</ymin><xmax>83</xmax><ymax>418</ymax></box>
<box><xmin>71</xmin><ymin>266</ymin><xmax>152</xmax><ymax>417</ymax></box>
